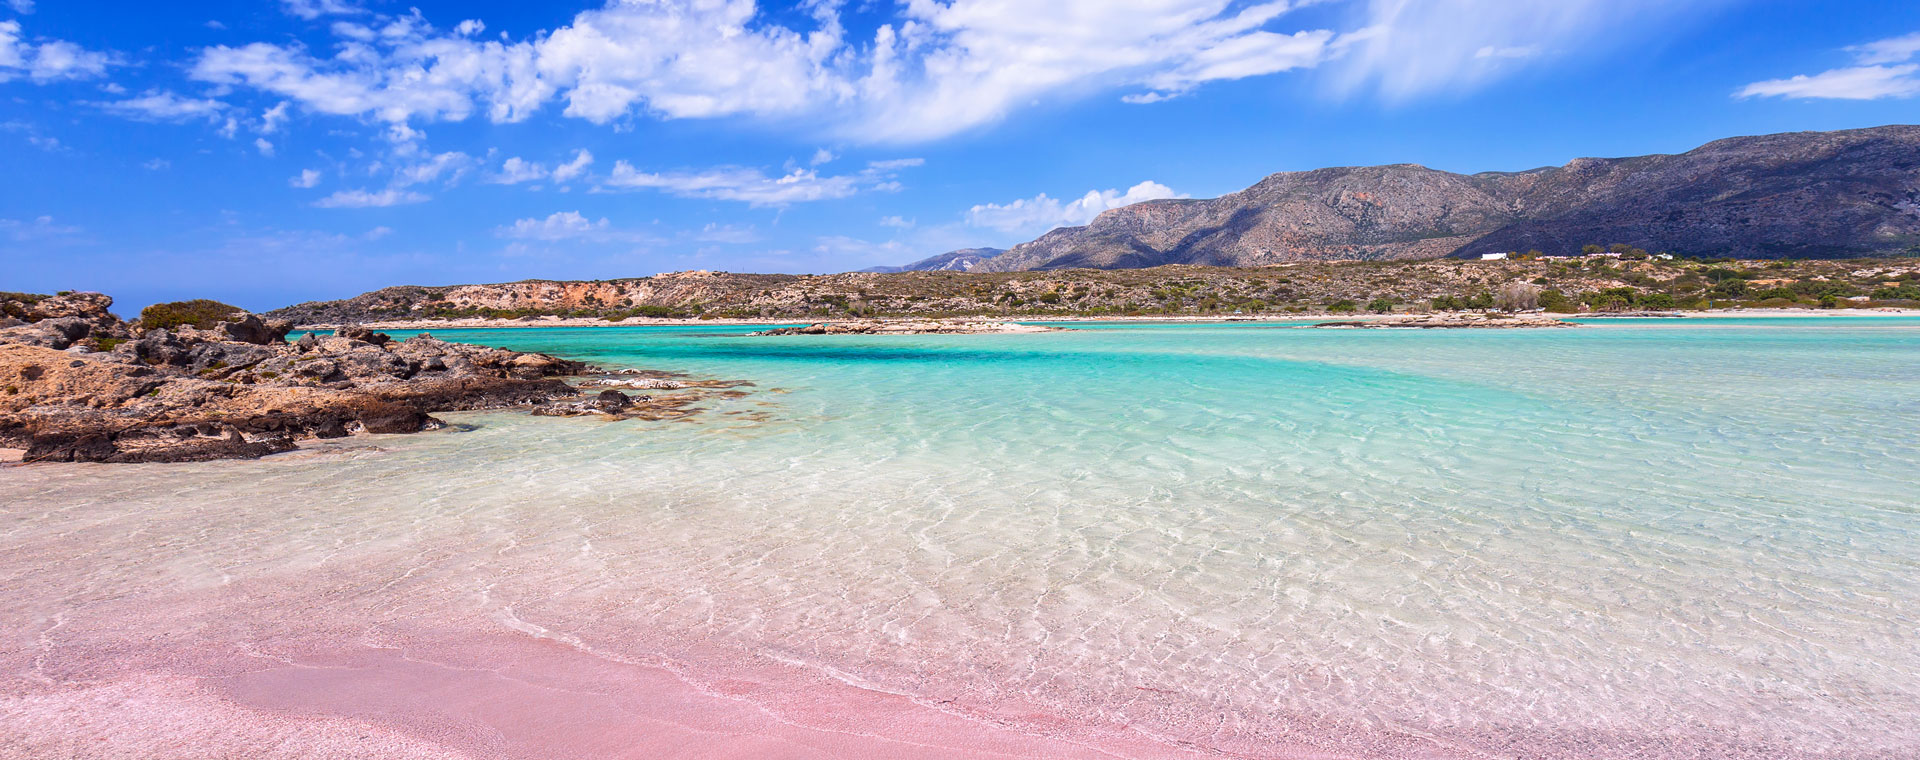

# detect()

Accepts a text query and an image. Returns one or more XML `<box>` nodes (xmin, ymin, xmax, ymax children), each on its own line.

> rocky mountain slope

<box><xmin>964</xmin><ymin>125</ymin><xmax>1920</xmax><ymax>271</ymax></box>
<box><xmin>862</xmin><ymin>247</ymin><xmax>1006</xmax><ymax>273</ymax></box>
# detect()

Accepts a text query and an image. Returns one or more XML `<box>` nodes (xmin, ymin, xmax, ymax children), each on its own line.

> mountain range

<box><xmin>882</xmin><ymin>125</ymin><xmax>1920</xmax><ymax>272</ymax></box>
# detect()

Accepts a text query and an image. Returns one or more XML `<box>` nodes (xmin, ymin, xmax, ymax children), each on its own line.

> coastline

<box><xmin>300</xmin><ymin>306</ymin><xmax>1920</xmax><ymax>331</ymax></box>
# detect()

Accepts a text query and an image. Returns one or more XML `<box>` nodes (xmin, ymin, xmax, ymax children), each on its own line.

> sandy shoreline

<box><xmin>297</xmin><ymin>307</ymin><xmax>1920</xmax><ymax>331</ymax></box>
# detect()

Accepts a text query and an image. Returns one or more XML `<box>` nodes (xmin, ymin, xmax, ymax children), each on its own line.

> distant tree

<box><xmin>1467</xmin><ymin>291</ymin><xmax>1495</xmax><ymax>310</ymax></box>
<box><xmin>1327</xmin><ymin>299</ymin><xmax>1359</xmax><ymax>313</ymax></box>
<box><xmin>1538</xmin><ymin>289</ymin><xmax>1577</xmax><ymax>313</ymax></box>
<box><xmin>1608</xmin><ymin>243</ymin><xmax>1633</xmax><ymax>254</ymax></box>
<box><xmin>1495</xmin><ymin>281</ymin><xmax>1542</xmax><ymax>312</ymax></box>
<box><xmin>1582</xmin><ymin>244</ymin><xmax>1604</xmax><ymax>255</ymax></box>
<box><xmin>1368</xmin><ymin>297</ymin><xmax>1395</xmax><ymax>313</ymax></box>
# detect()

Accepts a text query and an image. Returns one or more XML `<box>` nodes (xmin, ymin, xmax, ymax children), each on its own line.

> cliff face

<box><xmin>864</xmin><ymin>248</ymin><xmax>1007</xmax><ymax>273</ymax></box>
<box><xmin>969</xmin><ymin>125</ymin><xmax>1920</xmax><ymax>271</ymax></box>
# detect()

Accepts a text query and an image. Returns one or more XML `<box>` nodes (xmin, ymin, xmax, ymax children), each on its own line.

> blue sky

<box><xmin>3</xmin><ymin>0</ymin><xmax>1918</xmax><ymax>313</ymax></box>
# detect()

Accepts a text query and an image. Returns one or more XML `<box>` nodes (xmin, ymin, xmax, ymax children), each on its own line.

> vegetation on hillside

<box><xmin>268</xmin><ymin>255</ymin><xmax>1920</xmax><ymax>324</ymax></box>
<box><xmin>139</xmin><ymin>299</ymin><xmax>245</xmax><ymax>331</ymax></box>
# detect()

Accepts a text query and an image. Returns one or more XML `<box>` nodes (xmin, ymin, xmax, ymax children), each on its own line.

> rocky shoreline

<box><xmin>0</xmin><ymin>292</ymin><xmax>714</xmax><ymax>464</ymax></box>
<box><xmin>1310</xmin><ymin>314</ymin><xmax>1578</xmax><ymax>329</ymax></box>
<box><xmin>753</xmin><ymin>319</ymin><xmax>1063</xmax><ymax>335</ymax></box>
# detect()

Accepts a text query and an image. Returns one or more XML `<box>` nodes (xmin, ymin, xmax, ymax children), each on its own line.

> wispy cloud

<box><xmin>1739</xmin><ymin>31</ymin><xmax>1920</xmax><ymax>100</ymax></box>
<box><xmin>496</xmin><ymin>210</ymin><xmax>654</xmax><ymax>243</ymax></box>
<box><xmin>601</xmin><ymin>162</ymin><xmax>862</xmax><ymax>206</ymax></box>
<box><xmin>312</xmin><ymin>188</ymin><xmax>429</xmax><ymax>208</ymax></box>
<box><xmin>93</xmin><ymin>90</ymin><xmax>227</xmax><ymax>121</ymax></box>
<box><xmin>967</xmin><ymin>181</ymin><xmax>1183</xmax><ymax>235</ymax></box>
<box><xmin>186</xmin><ymin>0</ymin><xmax>1347</xmax><ymax>143</ymax></box>
<box><xmin>1328</xmin><ymin>0</ymin><xmax>1705</xmax><ymax>102</ymax></box>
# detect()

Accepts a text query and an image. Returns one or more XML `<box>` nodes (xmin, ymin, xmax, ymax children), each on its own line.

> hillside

<box><xmin>961</xmin><ymin>125</ymin><xmax>1920</xmax><ymax>271</ymax></box>
<box><xmin>266</xmin><ymin>257</ymin><xmax>1920</xmax><ymax>325</ymax></box>
<box><xmin>863</xmin><ymin>247</ymin><xmax>1007</xmax><ymax>273</ymax></box>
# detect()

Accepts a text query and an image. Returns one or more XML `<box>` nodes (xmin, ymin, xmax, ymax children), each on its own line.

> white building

<box><xmin>1479</xmin><ymin>252</ymin><xmax>1509</xmax><ymax>261</ymax></box>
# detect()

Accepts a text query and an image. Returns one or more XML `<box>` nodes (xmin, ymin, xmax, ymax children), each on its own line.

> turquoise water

<box><xmin>7</xmin><ymin>318</ymin><xmax>1920</xmax><ymax>758</ymax></box>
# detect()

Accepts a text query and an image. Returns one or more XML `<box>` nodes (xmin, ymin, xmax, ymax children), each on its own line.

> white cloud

<box><xmin>0</xmin><ymin>19</ymin><xmax>114</xmax><ymax>83</ymax></box>
<box><xmin>187</xmin><ymin>0</ymin><xmax>1346</xmax><ymax>143</ymax></box>
<box><xmin>810</xmin><ymin>148</ymin><xmax>836</xmax><ymax>166</ymax></box>
<box><xmin>866</xmin><ymin>157</ymin><xmax>924</xmax><ymax>170</ymax></box>
<box><xmin>281</xmin><ymin>0</ymin><xmax>363</xmax><ymax>21</ymax></box>
<box><xmin>496</xmin><ymin>210</ymin><xmax>654</xmax><ymax>243</ymax></box>
<box><xmin>1329</xmin><ymin>0</ymin><xmax>1702</xmax><ymax>102</ymax></box>
<box><xmin>1848</xmin><ymin>32</ymin><xmax>1920</xmax><ymax>65</ymax></box>
<box><xmin>392</xmin><ymin>151</ymin><xmax>475</xmax><ymax>187</ymax></box>
<box><xmin>0</xmin><ymin>215</ymin><xmax>80</xmax><ymax>242</ymax></box>
<box><xmin>552</xmin><ymin>149</ymin><xmax>593</xmax><ymax>182</ymax></box>
<box><xmin>8</xmin><ymin>0</ymin><xmax>35</xmax><ymax>14</ymax></box>
<box><xmin>1738</xmin><ymin>64</ymin><xmax>1920</xmax><ymax>100</ymax></box>
<box><xmin>290</xmin><ymin>168</ymin><xmax>323</xmax><ymax>188</ymax></box>
<box><xmin>364</xmin><ymin>225</ymin><xmax>394</xmax><ymax>240</ymax></box>
<box><xmin>603</xmin><ymin>161</ymin><xmax>861</xmax><ymax>205</ymax></box>
<box><xmin>499</xmin><ymin>210</ymin><xmax>606</xmax><ymax>240</ymax></box>
<box><xmin>259</xmin><ymin>101</ymin><xmax>290</xmax><ymax>134</ymax></box>
<box><xmin>1474</xmin><ymin>45</ymin><xmax>1540</xmax><ymax>59</ymax></box>
<box><xmin>879</xmin><ymin>215</ymin><xmax>915</xmax><ymax>229</ymax></box>
<box><xmin>968</xmin><ymin>180</ymin><xmax>1182</xmax><ymax>235</ymax></box>
<box><xmin>1739</xmin><ymin>32</ymin><xmax>1920</xmax><ymax>101</ymax></box>
<box><xmin>143</xmin><ymin>158</ymin><xmax>171</xmax><ymax>170</ymax></box>
<box><xmin>254</xmin><ymin>137</ymin><xmax>276</xmax><ymax>156</ymax></box>
<box><xmin>492</xmin><ymin>156</ymin><xmax>548</xmax><ymax>184</ymax></box>
<box><xmin>93</xmin><ymin>90</ymin><xmax>227</xmax><ymax>121</ymax></box>
<box><xmin>312</xmin><ymin>188</ymin><xmax>429</xmax><ymax>208</ymax></box>
<box><xmin>694</xmin><ymin>222</ymin><xmax>759</xmax><ymax>243</ymax></box>
<box><xmin>492</xmin><ymin>149</ymin><xmax>593</xmax><ymax>184</ymax></box>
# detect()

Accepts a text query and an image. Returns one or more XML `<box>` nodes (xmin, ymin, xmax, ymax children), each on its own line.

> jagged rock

<box><xmin>0</xmin><ymin>299</ymin><xmax>592</xmax><ymax>463</ymax></box>
<box><xmin>0</xmin><ymin>316</ymin><xmax>92</xmax><ymax>350</ymax></box>
<box><xmin>186</xmin><ymin>341</ymin><xmax>277</xmax><ymax>375</ymax></box>
<box><xmin>118</xmin><ymin>329</ymin><xmax>192</xmax><ymax>367</ymax></box>
<box><xmin>211</xmin><ymin>314</ymin><xmax>291</xmax><ymax>345</ymax></box>
<box><xmin>334</xmin><ymin>325</ymin><xmax>391</xmax><ymax>345</ymax></box>
<box><xmin>593</xmin><ymin>389</ymin><xmax>631</xmax><ymax>411</ymax></box>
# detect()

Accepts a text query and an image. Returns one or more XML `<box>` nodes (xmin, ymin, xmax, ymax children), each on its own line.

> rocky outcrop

<box><xmin>966</xmin><ymin>125</ymin><xmax>1920</xmax><ymax>271</ymax></box>
<box><xmin>0</xmin><ymin>297</ymin><xmax>596</xmax><ymax>463</ymax></box>
<box><xmin>0</xmin><ymin>291</ymin><xmax>132</xmax><ymax>350</ymax></box>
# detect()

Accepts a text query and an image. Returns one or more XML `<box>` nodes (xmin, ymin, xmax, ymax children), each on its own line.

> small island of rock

<box><xmin>1</xmin><ymin>292</ymin><xmax>719</xmax><ymax>464</ymax></box>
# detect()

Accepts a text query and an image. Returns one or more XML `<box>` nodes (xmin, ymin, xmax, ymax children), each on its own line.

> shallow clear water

<box><xmin>5</xmin><ymin>318</ymin><xmax>1919</xmax><ymax>758</ymax></box>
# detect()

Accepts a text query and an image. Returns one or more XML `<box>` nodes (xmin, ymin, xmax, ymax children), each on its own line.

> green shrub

<box><xmin>1538</xmin><ymin>289</ymin><xmax>1578</xmax><ymax>313</ymax></box>
<box><xmin>141</xmin><ymin>299</ymin><xmax>243</xmax><ymax>331</ymax></box>
<box><xmin>1367</xmin><ymin>298</ymin><xmax>1395</xmax><ymax>313</ymax></box>
<box><xmin>1326</xmin><ymin>299</ymin><xmax>1358</xmax><ymax>313</ymax></box>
